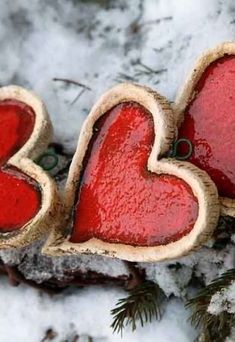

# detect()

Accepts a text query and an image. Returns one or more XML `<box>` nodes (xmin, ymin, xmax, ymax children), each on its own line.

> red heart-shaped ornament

<box><xmin>47</xmin><ymin>83</ymin><xmax>219</xmax><ymax>262</ymax></box>
<box><xmin>176</xmin><ymin>43</ymin><xmax>235</xmax><ymax>215</ymax></box>
<box><xmin>0</xmin><ymin>100</ymin><xmax>40</xmax><ymax>232</ymax></box>
<box><xmin>71</xmin><ymin>102</ymin><xmax>199</xmax><ymax>246</ymax></box>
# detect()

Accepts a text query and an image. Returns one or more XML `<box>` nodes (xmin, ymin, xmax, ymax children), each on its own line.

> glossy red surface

<box><xmin>71</xmin><ymin>102</ymin><xmax>198</xmax><ymax>246</ymax></box>
<box><xmin>0</xmin><ymin>167</ymin><xmax>41</xmax><ymax>232</ymax></box>
<box><xmin>178</xmin><ymin>56</ymin><xmax>235</xmax><ymax>198</ymax></box>
<box><xmin>0</xmin><ymin>100</ymin><xmax>35</xmax><ymax>165</ymax></box>
<box><xmin>0</xmin><ymin>100</ymin><xmax>41</xmax><ymax>232</ymax></box>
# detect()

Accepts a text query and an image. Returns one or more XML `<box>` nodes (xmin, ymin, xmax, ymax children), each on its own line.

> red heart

<box><xmin>0</xmin><ymin>100</ymin><xmax>40</xmax><ymax>232</ymax></box>
<box><xmin>70</xmin><ymin>101</ymin><xmax>199</xmax><ymax>246</ymax></box>
<box><xmin>177</xmin><ymin>54</ymin><xmax>235</xmax><ymax>200</ymax></box>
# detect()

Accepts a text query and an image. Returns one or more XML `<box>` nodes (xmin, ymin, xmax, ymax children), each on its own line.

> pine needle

<box><xmin>111</xmin><ymin>281</ymin><xmax>165</xmax><ymax>335</ymax></box>
<box><xmin>186</xmin><ymin>269</ymin><xmax>235</xmax><ymax>342</ymax></box>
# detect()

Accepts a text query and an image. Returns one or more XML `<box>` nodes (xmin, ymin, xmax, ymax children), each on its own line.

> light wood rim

<box><xmin>44</xmin><ymin>83</ymin><xmax>220</xmax><ymax>262</ymax></box>
<box><xmin>0</xmin><ymin>85</ymin><xmax>61</xmax><ymax>249</ymax></box>
<box><xmin>174</xmin><ymin>41</ymin><xmax>235</xmax><ymax>217</ymax></box>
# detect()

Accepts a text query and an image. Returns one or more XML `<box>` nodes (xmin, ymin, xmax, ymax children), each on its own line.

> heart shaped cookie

<box><xmin>0</xmin><ymin>86</ymin><xmax>60</xmax><ymax>249</ymax></box>
<box><xmin>175</xmin><ymin>42</ymin><xmax>235</xmax><ymax>216</ymax></box>
<box><xmin>44</xmin><ymin>83</ymin><xmax>219</xmax><ymax>262</ymax></box>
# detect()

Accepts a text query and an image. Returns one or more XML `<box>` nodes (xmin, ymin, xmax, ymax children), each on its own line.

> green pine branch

<box><xmin>186</xmin><ymin>269</ymin><xmax>235</xmax><ymax>342</ymax></box>
<box><xmin>111</xmin><ymin>281</ymin><xmax>165</xmax><ymax>335</ymax></box>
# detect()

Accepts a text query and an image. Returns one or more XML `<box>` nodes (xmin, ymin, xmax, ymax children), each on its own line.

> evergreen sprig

<box><xmin>111</xmin><ymin>281</ymin><xmax>165</xmax><ymax>335</ymax></box>
<box><xmin>186</xmin><ymin>269</ymin><xmax>235</xmax><ymax>342</ymax></box>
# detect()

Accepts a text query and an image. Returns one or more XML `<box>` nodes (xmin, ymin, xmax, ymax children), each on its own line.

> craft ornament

<box><xmin>0</xmin><ymin>86</ymin><xmax>60</xmax><ymax>248</ymax></box>
<box><xmin>175</xmin><ymin>42</ymin><xmax>235</xmax><ymax>217</ymax></box>
<box><xmin>44</xmin><ymin>83</ymin><xmax>219</xmax><ymax>262</ymax></box>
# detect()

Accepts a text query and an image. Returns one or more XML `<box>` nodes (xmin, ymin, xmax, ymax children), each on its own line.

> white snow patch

<box><xmin>0</xmin><ymin>277</ymin><xmax>196</xmax><ymax>342</ymax></box>
<box><xmin>208</xmin><ymin>281</ymin><xmax>235</xmax><ymax>315</ymax></box>
<box><xmin>140</xmin><ymin>262</ymin><xmax>192</xmax><ymax>297</ymax></box>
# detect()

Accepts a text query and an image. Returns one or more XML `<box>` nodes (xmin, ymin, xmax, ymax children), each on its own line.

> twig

<box><xmin>3</xmin><ymin>265</ymin><xmax>64</xmax><ymax>295</ymax></box>
<box><xmin>53</xmin><ymin>77</ymin><xmax>92</xmax><ymax>105</ymax></box>
<box><xmin>124</xmin><ymin>262</ymin><xmax>144</xmax><ymax>290</ymax></box>
<box><xmin>41</xmin><ymin>328</ymin><xmax>57</xmax><ymax>342</ymax></box>
<box><xmin>71</xmin><ymin>87</ymin><xmax>87</xmax><ymax>105</ymax></box>
<box><xmin>134</xmin><ymin>62</ymin><xmax>167</xmax><ymax>77</ymax></box>
<box><xmin>53</xmin><ymin>78</ymin><xmax>91</xmax><ymax>91</ymax></box>
<box><xmin>114</xmin><ymin>72</ymin><xmax>138</xmax><ymax>83</ymax></box>
<box><xmin>142</xmin><ymin>16</ymin><xmax>173</xmax><ymax>27</ymax></box>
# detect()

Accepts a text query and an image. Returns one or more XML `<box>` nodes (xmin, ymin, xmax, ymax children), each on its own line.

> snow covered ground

<box><xmin>0</xmin><ymin>277</ymin><xmax>196</xmax><ymax>342</ymax></box>
<box><xmin>1</xmin><ymin>0</ymin><xmax>235</xmax><ymax>341</ymax></box>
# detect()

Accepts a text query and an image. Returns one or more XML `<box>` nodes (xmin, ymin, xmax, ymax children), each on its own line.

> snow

<box><xmin>226</xmin><ymin>328</ymin><xmax>235</xmax><ymax>342</ymax></box>
<box><xmin>19</xmin><ymin>248</ymin><xmax>131</xmax><ymax>283</ymax></box>
<box><xmin>0</xmin><ymin>277</ymin><xmax>197</xmax><ymax>342</ymax></box>
<box><xmin>0</xmin><ymin>241</ymin><xmax>130</xmax><ymax>282</ymax></box>
<box><xmin>208</xmin><ymin>281</ymin><xmax>235</xmax><ymax>315</ymax></box>
<box><xmin>1</xmin><ymin>0</ymin><xmax>235</xmax><ymax>152</ymax></box>
<box><xmin>1</xmin><ymin>0</ymin><xmax>235</xmax><ymax>340</ymax></box>
<box><xmin>140</xmin><ymin>243</ymin><xmax>235</xmax><ymax>299</ymax></box>
<box><xmin>140</xmin><ymin>261</ymin><xmax>193</xmax><ymax>298</ymax></box>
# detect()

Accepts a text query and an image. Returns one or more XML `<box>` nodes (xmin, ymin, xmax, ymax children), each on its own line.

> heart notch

<box><xmin>0</xmin><ymin>86</ymin><xmax>60</xmax><ymax>249</ymax></box>
<box><xmin>45</xmin><ymin>83</ymin><xmax>219</xmax><ymax>262</ymax></box>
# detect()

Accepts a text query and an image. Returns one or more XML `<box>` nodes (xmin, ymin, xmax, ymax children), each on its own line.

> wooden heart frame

<box><xmin>174</xmin><ymin>42</ymin><xmax>235</xmax><ymax>217</ymax></box>
<box><xmin>0</xmin><ymin>86</ymin><xmax>60</xmax><ymax>249</ymax></box>
<box><xmin>43</xmin><ymin>83</ymin><xmax>220</xmax><ymax>262</ymax></box>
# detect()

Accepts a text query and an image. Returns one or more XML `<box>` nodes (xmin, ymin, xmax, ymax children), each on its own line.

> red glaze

<box><xmin>0</xmin><ymin>100</ymin><xmax>41</xmax><ymax>232</ymax></box>
<box><xmin>178</xmin><ymin>56</ymin><xmax>235</xmax><ymax>198</ymax></box>
<box><xmin>0</xmin><ymin>100</ymin><xmax>35</xmax><ymax>165</ymax></box>
<box><xmin>0</xmin><ymin>167</ymin><xmax>41</xmax><ymax>232</ymax></box>
<box><xmin>71</xmin><ymin>102</ymin><xmax>198</xmax><ymax>246</ymax></box>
